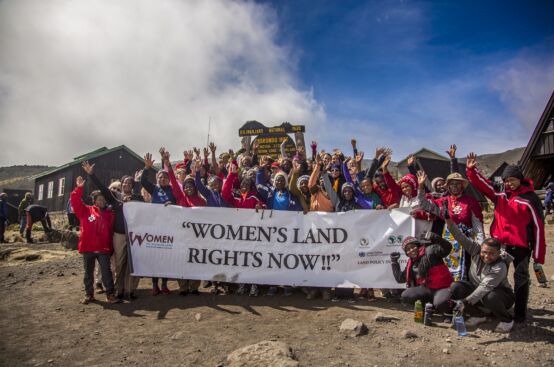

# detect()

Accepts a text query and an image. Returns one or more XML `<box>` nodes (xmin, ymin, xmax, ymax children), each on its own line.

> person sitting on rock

<box><xmin>24</xmin><ymin>204</ymin><xmax>52</xmax><ymax>244</ymax></box>
<box><xmin>390</xmin><ymin>233</ymin><xmax>453</xmax><ymax>317</ymax></box>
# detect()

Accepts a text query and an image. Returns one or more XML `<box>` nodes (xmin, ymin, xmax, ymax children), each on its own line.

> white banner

<box><xmin>123</xmin><ymin>202</ymin><xmax>430</xmax><ymax>288</ymax></box>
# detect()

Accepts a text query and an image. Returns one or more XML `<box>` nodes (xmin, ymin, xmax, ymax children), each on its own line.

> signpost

<box><xmin>238</xmin><ymin>121</ymin><xmax>306</xmax><ymax>159</ymax></box>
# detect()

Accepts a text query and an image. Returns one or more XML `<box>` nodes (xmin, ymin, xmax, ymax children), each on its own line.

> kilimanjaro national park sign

<box><xmin>238</xmin><ymin>121</ymin><xmax>306</xmax><ymax>159</ymax></box>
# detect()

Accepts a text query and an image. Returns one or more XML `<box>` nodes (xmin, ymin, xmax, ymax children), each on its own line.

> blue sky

<box><xmin>257</xmin><ymin>0</ymin><xmax>554</xmax><ymax>157</ymax></box>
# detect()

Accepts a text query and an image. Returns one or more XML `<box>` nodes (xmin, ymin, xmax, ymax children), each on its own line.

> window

<box><xmin>38</xmin><ymin>184</ymin><xmax>44</xmax><ymax>201</ymax></box>
<box><xmin>47</xmin><ymin>181</ymin><xmax>54</xmax><ymax>199</ymax></box>
<box><xmin>58</xmin><ymin>178</ymin><xmax>65</xmax><ymax>196</ymax></box>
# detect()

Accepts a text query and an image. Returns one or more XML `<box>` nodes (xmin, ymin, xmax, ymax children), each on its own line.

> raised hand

<box><xmin>407</xmin><ymin>153</ymin><xmax>416</xmax><ymax>166</ymax></box>
<box><xmin>466</xmin><ymin>152</ymin><xmax>477</xmax><ymax>169</ymax></box>
<box><xmin>252</xmin><ymin>141</ymin><xmax>259</xmax><ymax>152</ymax></box>
<box><xmin>292</xmin><ymin>160</ymin><xmax>301</xmax><ymax>174</ymax></box>
<box><xmin>209</xmin><ymin>142</ymin><xmax>217</xmax><ymax>153</ymax></box>
<box><xmin>76</xmin><ymin>176</ymin><xmax>85</xmax><ymax>188</ymax></box>
<box><xmin>381</xmin><ymin>154</ymin><xmax>391</xmax><ymax>171</ymax></box>
<box><xmin>355</xmin><ymin>151</ymin><xmax>365</xmax><ymax>163</ymax></box>
<box><xmin>228</xmin><ymin>163</ymin><xmax>238</xmax><ymax>174</ymax></box>
<box><xmin>193</xmin><ymin>147</ymin><xmax>200</xmax><ymax>158</ymax></box>
<box><xmin>159</xmin><ymin>147</ymin><xmax>170</xmax><ymax>162</ymax></box>
<box><xmin>311</xmin><ymin>141</ymin><xmax>317</xmax><ymax>150</ymax></box>
<box><xmin>446</xmin><ymin>144</ymin><xmax>457</xmax><ymax>159</ymax></box>
<box><xmin>228</xmin><ymin>149</ymin><xmax>234</xmax><ymax>158</ymax></box>
<box><xmin>144</xmin><ymin>153</ymin><xmax>155</xmax><ymax>169</ymax></box>
<box><xmin>416</xmin><ymin>170</ymin><xmax>427</xmax><ymax>188</ymax></box>
<box><xmin>390</xmin><ymin>252</ymin><xmax>401</xmax><ymax>262</ymax></box>
<box><xmin>297</xmin><ymin>145</ymin><xmax>305</xmax><ymax>156</ymax></box>
<box><xmin>203</xmin><ymin>147</ymin><xmax>209</xmax><ymax>159</ymax></box>
<box><xmin>375</xmin><ymin>147</ymin><xmax>385</xmax><ymax>159</ymax></box>
<box><xmin>81</xmin><ymin>161</ymin><xmax>95</xmax><ymax>175</ymax></box>
<box><xmin>134</xmin><ymin>170</ymin><xmax>143</xmax><ymax>182</ymax></box>
<box><xmin>351</xmin><ymin>139</ymin><xmax>357</xmax><ymax>148</ymax></box>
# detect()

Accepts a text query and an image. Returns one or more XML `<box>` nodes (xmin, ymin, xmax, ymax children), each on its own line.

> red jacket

<box><xmin>406</xmin><ymin>246</ymin><xmax>452</xmax><ymax>290</ymax></box>
<box><xmin>70</xmin><ymin>186</ymin><xmax>115</xmax><ymax>254</ymax></box>
<box><xmin>221</xmin><ymin>172</ymin><xmax>265</xmax><ymax>209</ymax></box>
<box><xmin>167</xmin><ymin>166</ymin><xmax>207</xmax><ymax>207</ymax></box>
<box><xmin>433</xmin><ymin>194</ymin><xmax>483</xmax><ymax>228</ymax></box>
<box><xmin>373</xmin><ymin>171</ymin><xmax>401</xmax><ymax>208</ymax></box>
<box><xmin>467</xmin><ymin>166</ymin><xmax>546</xmax><ymax>264</ymax></box>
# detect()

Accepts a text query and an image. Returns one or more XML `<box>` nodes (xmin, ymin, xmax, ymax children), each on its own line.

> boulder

<box><xmin>339</xmin><ymin>318</ymin><xmax>368</xmax><ymax>337</ymax></box>
<box><xmin>60</xmin><ymin>230</ymin><xmax>79</xmax><ymax>250</ymax></box>
<box><xmin>226</xmin><ymin>341</ymin><xmax>298</xmax><ymax>367</ymax></box>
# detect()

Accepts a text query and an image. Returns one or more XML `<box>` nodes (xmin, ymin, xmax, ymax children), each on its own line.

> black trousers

<box><xmin>505</xmin><ymin>246</ymin><xmax>531</xmax><ymax>321</ymax></box>
<box><xmin>450</xmin><ymin>281</ymin><xmax>514</xmax><ymax>323</ymax></box>
<box><xmin>83</xmin><ymin>252</ymin><xmax>114</xmax><ymax>296</ymax></box>
<box><xmin>401</xmin><ymin>286</ymin><xmax>452</xmax><ymax>314</ymax></box>
<box><xmin>0</xmin><ymin>217</ymin><xmax>6</xmax><ymax>242</ymax></box>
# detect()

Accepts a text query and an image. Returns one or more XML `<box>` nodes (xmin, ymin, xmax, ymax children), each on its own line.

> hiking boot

<box><xmin>80</xmin><ymin>295</ymin><xmax>95</xmax><ymax>304</ymax></box>
<box><xmin>106</xmin><ymin>294</ymin><xmax>121</xmax><ymax>304</ymax></box>
<box><xmin>161</xmin><ymin>286</ymin><xmax>171</xmax><ymax>295</ymax></box>
<box><xmin>495</xmin><ymin>320</ymin><xmax>514</xmax><ymax>333</ymax></box>
<box><xmin>466</xmin><ymin>316</ymin><xmax>488</xmax><ymax>327</ymax></box>
<box><xmin>152</xmin><ymin>285</ymin><xmax>161</xmax><ymax>296</ymax></box>
<box><xmin>95</xmin><ymin>282</ymin><xmax>105</xmax><ymax>294</ymax></box>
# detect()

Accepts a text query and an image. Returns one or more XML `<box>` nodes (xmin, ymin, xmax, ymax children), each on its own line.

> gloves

<box><xmin>390</xmin><ymin>252</ymin><xmax>401</xmax><ymax>262</ymax></box>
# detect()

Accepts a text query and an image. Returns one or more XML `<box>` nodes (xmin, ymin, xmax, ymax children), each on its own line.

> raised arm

<box><xmin>81</xmin><ymin>161</ymin><xmax>117</xmax><ymax>207</ymax></box>
<box><xmin>465</xmin><ymin>152</ymin><xmax>497</xmax><ymax>203</ymax></box>
<box><xmin>140</xmin><ymin>153</ymin><xmax>156</xmax><ymax>194</ymax></box>
<box><xmin>445</xmin><ymin>218</ymin><xmax>480</xmax><ymax>257</ymax></box>
<box><xmin>221</xmin><ymin>165</ymin><xmax>238</xmax><ymax>206</ymax></box>
<box><xmin>322</xmin><ymin>172</ymin><xmax>339</xmax><ymax>207</ymax></box>
<box><xmin>70</xmin><ymin>176</ymin><xmax>89</xmax><ymax>220</ymax></box>
<box><xmin>162</xmin><ymin>148</ymin><xmax>187</xmax><ymax>207</ymax></box>
<box><xmin>390</xmin><ymin>252</ymin><xmax>406</xmax><ymax>283</ymax></box>
<box><xmin>447</xmin><ymin>145</ymin><xmax>459</xmax><ymax>173</ymax></box>
<box><xmin>406</xmin><ymin>154</ymin><xmax>417</xmax><ymax>176</ymax></box>
<box><xmin>308</xmin><ymin>158</ymin><xmax>322</xmax><ymax>189</ymax></box>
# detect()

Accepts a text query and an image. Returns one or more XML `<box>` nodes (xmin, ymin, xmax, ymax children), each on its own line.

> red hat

<box><xmin>398</xmin><ymin>174</ymin><xmax>417</xmax><ymax>197</ymax></box>
<box><xmin>401</xmin><ymin>236</ymin><xmax>420</xmax><ymax>252</ymax></box>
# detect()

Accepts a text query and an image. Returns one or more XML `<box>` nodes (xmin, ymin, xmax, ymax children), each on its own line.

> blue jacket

<box><xmin>141</xmin><ymin>168</ymin><xmax>176</xmax><ymax>205</ymax></box>
<box><xmin>256</xmin><ymin>168</ymin><xmax>302</xmax><ymax>211</ymax></box>
<box><xmin>195</xmin><ymin>171</ymin><xmax>229</xmax><ymax>208</ymax></box>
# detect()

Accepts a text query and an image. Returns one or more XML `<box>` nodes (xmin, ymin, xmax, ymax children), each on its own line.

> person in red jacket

<box><xmin>373</xmin><ymin>153</ymin><xmax>401</xmax><ymax>208</ymax></box>
<box><xmin>221</xmin><ymin>163</ymin><xmax>265</xmax><ymax>210</ymax></box>
<box><xmin>70</xmin><ymin>176</ymin><xmax>118</xmax><ymax>304</ymax></box>
<box><xmin>390</xmin><ymin>234</ymin><xmax>453</xmax><ymax>315</ymax></box>
<box><xmin>466</xmin><ymin>153</ymin><xmax>546</xmax><ymax>323</ymax></box>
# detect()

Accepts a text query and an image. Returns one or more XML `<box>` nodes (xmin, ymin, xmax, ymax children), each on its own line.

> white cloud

<box><xmin>0</xmin><ymin>0</ymin><xmax>324</xmax><ymax>165</ymax></box>
<box><xmin>490</xmin><ymin>48</ymin><xmax>554</xmax><ymax>130</ymax></box>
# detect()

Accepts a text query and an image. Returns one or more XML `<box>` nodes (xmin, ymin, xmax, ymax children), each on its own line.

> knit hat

<box><xmin>341</xmin><ymin>182</ymin><xmax>355</xmax><ymax>194</ymax></box>
<box><xmin>431</xmin><ymin>177</ymin><xmax>444</xmax><ymax>190</ymax></box>
<box><xmin>401</xmin><ymin>236</ymin><xmax>420</xmax><ymax>252</ymax></box>
<box><xmin>501</xmin><ymin>164</ymin><xmax>524</xmax><ymax>181</ymax></box>
<box><xmin>296</xmin><ymin>175</ymin><xmax>310</xmax><ymax>191</ymax></box>
<box><xmin>108</xmin><ymin>181</ymin><xmax>121</xmax><ymax>191</ymax></box>
<box><xmin>398</xmin><ymin>174</ymin><xmax>417</xmax><ymax>196</ymax></box>
<box><xmin>446</xmin><ymin>172</ymin><xmax>468</xmax><ymax>189</ymax></box>
<box><xmin>273</xmin><ymin>171</ymin><xmax>288</xmax><ymax>184</ymax></box>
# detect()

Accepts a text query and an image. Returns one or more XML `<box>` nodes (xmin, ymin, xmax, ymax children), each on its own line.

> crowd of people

<box><xmin>0</xmin><ymin>139</ymin><xmax>549</xmax><ymax>333</ymax></box>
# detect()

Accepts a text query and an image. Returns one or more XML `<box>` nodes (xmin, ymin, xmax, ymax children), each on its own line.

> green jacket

<box><xmin>18</xmin><ymin>198</ymin><xmax>32</xmax><ymax>218</ymax></box>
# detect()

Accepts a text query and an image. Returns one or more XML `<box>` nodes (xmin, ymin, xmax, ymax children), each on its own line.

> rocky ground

<box><xmin>0</xmin><ymin>226</ymin><xmax>553</xmax><ymax>367</ymax></box>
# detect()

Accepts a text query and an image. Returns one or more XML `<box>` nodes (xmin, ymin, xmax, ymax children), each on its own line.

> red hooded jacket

<box><xmin>221</xmin><ymin>172</ymin><xmax>265</xmax><ymax>209</ymax></box>
<box><xmin>467</xmin><ymin>166</ymin><xmax>546</xmax><ymax>264</ymax></box>
<box><xmin>167</xmin><ymin>166</ymin><xmax>207</xmax><ymax>207</ymax></box>
<box><xmin>373</xmin><ymin>172</ymin><xmax>401</xmax><ymax>208</ymax></box>
<box><xmin>406</xmin><ymin>246</ymin><xmax>453</xmax><ymax>290</ymax></box>
<box><xmin>70</xmin><ymin>186</ymin><xmax>115</xmax><ymax>254</ymax></box>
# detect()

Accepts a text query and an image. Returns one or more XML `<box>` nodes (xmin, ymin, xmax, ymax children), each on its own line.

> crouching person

<box><xmin>445</xmin><ymin>217</ymin><xmax>515</xmax><ymax>332</ymax></box>
<box><xmin>70</xmin><ymin>176</ymin><xmax>118</xmax><ymax>304</ymax></box>
<box><xmin>390</xmin><ymin>234</ymin><xmax>452</xmax><ymax>314</ymax></box>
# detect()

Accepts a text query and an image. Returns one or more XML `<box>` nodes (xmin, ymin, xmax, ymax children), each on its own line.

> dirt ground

<box><xmin>1</xmin><ymin>227</ymin><xmax>553</xmax><ymax>367</ymax></box>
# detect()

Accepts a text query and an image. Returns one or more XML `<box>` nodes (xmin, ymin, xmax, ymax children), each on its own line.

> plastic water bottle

<box><xmin>424</xmin><ymin>302</ymin><xmax>433</xmax><ymax>326</ymax></box>
<box><xmin>414</xmin><ymin>300</ymin><xmax>424</xmax><ymax>323</ymax></box>
<box><xmin>533</xmin><ymin>262</ymin><xmax>548</xmax><ymax>287</ymax></box>
<box><xmin>454</xmin><ymin>314</ymin><xmax>468</xmax><ymax>336</ymax></box>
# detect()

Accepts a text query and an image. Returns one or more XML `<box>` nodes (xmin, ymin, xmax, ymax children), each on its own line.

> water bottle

<box><xmin>533</xmin><ymin>262</ymin><xmax>548</xmax><ymax>287</ymax></box>
<box><xmin>454</xmin><ymin>314</ymin><xmax>468</xmax><ymax>336</ymax></box>
<box><xmin>424</xmin><ymin>302</ymin><xmax>433</xmax><ymax>326</ymax></box>
<box><xmin>414</xmin><ymin>300</ymin><xmax>424</xmax><ymax>323</ymax></box>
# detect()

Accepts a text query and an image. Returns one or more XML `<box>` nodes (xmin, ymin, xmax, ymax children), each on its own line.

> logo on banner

<box><xmin>387</xmin><ymin>235</ymin><xmax>403</xmax><ymax>246</ymax></box>
<box><xmin>129</xmin><ymin>232</ymin><xmax>174</xmax><ymax>249</ymax></box>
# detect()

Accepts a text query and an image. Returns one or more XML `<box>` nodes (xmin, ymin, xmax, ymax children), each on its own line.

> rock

<box><xmin>60</xmin><ymin>230</ymin><xmax>79</xmax><ymax>250</ymax></box>
<box><xmin>47</xmin><ymin>359</ymin><xmax>54</xmax><ymax>363</ymax></box>
<box><xmin>339</xmin><ymin>319</ymin><xmax>368</xmax><ymax>337</ymax></box>
<box><xmin>0</xmin><ymin>249</ymin><xmax>14</xmax><ymax>261</ymax></box>
<box><xmin>443</xmin><ymin>348</ymin><xmax>449</xmax><ymax>354</ymax></box>
<box><xmin>25</xmin><ymin>254</ymin><xmax>41</xmax><ymax>261</ymax></box>
<box><xmin>226</xmin><ymin>340</ymin><xmax>298</xmax><ymax>367</ymax></box>
<box><xmin>195</xmin><ymin>313</ymin><xmax>202</xmax><ymax>321</ymax></box>
<box><xmin>401</xmin><ymin>330</ymin><xmax>418</xmax><ymax>339</ymax></box>
<box><xmin>551</xmin><ymin>274</ymin><xmax>554</xmax><ymax>281</ymax></box>
<box><xmin>374</xmin><ymin>312</ymin><xmax>400</xmax><ymax>322</ymax></box>
<box><xmin>170</xmin><ymin>331</ymin><xmax>184</xmax><ymax>340</ymax></box>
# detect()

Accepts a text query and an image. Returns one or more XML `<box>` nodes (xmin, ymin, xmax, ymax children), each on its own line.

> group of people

<box><xmin>5</xmin><ymin>138</ymin><xmax>546</xmax><ymax>334</ymax></box>
<box><xmin>0</xmin><ymin>191</ymin><xmax>53</xmax><ymax>244</ymax></box>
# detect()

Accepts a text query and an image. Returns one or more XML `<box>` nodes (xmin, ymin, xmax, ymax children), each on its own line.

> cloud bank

<box><xmin>0</xmin><ymin>0</ymin><xmax>325</xmax><ymax>165</ymax></box>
